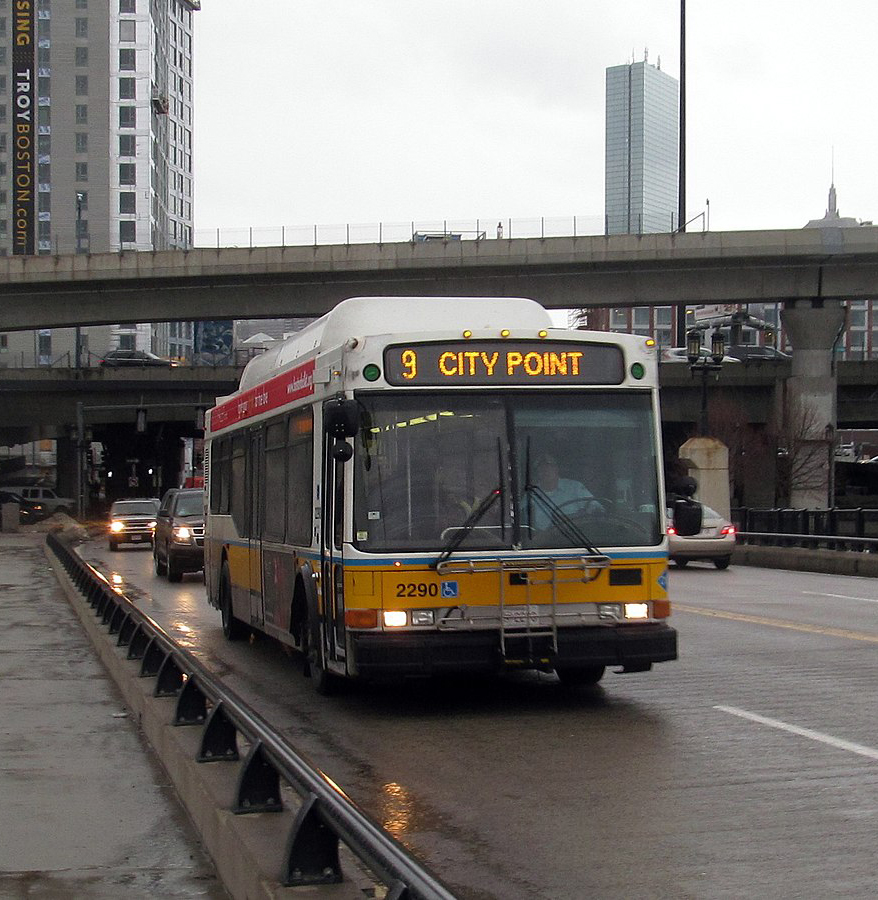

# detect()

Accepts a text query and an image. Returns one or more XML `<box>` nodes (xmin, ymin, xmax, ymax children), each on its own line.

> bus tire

<box><xmin>556</xmin><ymin>665</ymin><xmax>605</xmax><ymax>687</ymax></box>
<box><xmin>302</xmin><ymin>620</ymin><xmax>337</xmax><ymax>695</ymax></box>
<box><xmin>220</xmin><ymin>561</ymin><xmax>247</xmax><ymax>640</ymax></box>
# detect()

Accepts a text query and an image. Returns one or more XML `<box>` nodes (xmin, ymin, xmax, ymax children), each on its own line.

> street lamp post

<box><xmin>75</xmin><ymin>192</ymin><xmax>85</xmax><ymax>368</ymax></box>
<box><xmin>687</xmin><ymin>328</ymin><xmax>725</xmax><ymax>436</ymax></box>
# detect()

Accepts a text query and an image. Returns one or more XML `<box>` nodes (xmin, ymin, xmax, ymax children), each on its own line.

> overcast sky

<box><xmin>192</xmin><ymin>1</ymin><xmax>878</xmax><ymax>238</ymax></box>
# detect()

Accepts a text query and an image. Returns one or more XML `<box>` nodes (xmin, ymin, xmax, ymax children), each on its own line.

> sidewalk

<box><xmin>0</xmin><ymin>532</ymin><xmax>228</xmax><ymax>899</ymax></box>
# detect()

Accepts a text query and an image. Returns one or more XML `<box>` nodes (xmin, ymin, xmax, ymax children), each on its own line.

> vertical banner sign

<box><xmin>12</xmin><ymin>2</ymin><xmax>35</xmax><ymax>255</ymax></box>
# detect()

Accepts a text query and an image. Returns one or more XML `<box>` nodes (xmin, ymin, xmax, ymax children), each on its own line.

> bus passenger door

<box><xmin>320</xmin><ymin>439</ymin><xmax>345</xmax><ymax>665</ymax></box>
<box><xmin>248</xmin><ymin>429</ymin><xmax>264</xmax><ymax>628</ymax></box>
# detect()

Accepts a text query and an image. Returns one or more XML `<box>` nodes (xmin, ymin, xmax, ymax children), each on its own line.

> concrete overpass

<box><xmin>4</xmin><ymin>358</ymin><xmax>878</xmax><ymax>441</ymax></box>
<box><xmin>1</xmin><ymin>226</ymin><xmax>877</xmax><ymax>330</ymax></box>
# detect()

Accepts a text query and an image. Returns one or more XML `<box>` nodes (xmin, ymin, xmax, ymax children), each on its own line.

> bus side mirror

<box><xmin>324</xmin><ymin>398</ymin><xmax>359</xmax><ymax>438</ymax></box>
<box><xmin>672</xmin><ymin>499</ymin><xmax>702</xmax><ymax>536</ymax></box>
<box><xmin>332</xmin><ymin>440</ymin><xmax>353</xmax><ymax>463</ymax></box>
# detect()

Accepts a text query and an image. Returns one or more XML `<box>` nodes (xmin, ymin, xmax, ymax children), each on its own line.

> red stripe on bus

<box><xmin>210</xmin><ymin>359</ymin><xmax>316</xmax><ymax>430</ymax></box>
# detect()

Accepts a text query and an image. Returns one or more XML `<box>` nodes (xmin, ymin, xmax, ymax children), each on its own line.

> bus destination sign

<box><xmin>383</xmin><ymin>341</ymin><xmax>624</xmax><ymax>386</ymax></box>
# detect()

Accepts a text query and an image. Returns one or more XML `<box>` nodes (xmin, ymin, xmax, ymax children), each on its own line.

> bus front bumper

<box><xmin>348</xmin><ymin>623</ymin><xmax>677</xmax><ymax>679</ymax></box>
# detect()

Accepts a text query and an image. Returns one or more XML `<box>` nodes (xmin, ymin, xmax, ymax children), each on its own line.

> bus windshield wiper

<box><xmin>431</xmin><ymin>486</ymin><xmax>502</xmax><ymax>569</ymax></box>
<box><xmin>524</xmin><ymin>483</ymin><xmax>603</xmax><ymax>555</ymax></box>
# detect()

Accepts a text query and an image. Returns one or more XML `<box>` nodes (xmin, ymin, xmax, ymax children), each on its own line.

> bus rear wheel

<box><xmin>220</xmin><ymin>562</ymin><xmax>247</xmax><ymax>641</ymax></box>
<box><xmin>556</xmin><ymin>665</ymin><xmax>605</xmax><ymax>687</ymax></box>
<box><xmin>301</xmin><ymin>621</ymin><xmax>338</xmax><ymax>695</ymax></box>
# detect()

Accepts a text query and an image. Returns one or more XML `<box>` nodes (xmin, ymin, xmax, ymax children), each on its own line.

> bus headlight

<box><xmin>598</xmin><ymin>603</ymin><xmax>622</xmax><ymax>620</ymax></box>
<box><xmin>410</xmin><ymin>610</ymin><xmax>435</xmax><ymax>626</ymax></box>
<box><xmin>383</xmin><ymin>610</ymin><xmax>407</xmax><ymax>628</ymax></box>
<box><xmin>624</xmin><ymin>602</ymin><xmax>650</xmax><ymax>620</ymax></box>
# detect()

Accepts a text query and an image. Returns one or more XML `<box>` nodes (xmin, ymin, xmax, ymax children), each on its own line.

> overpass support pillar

<box><xmin>779</xmin><ymin>299</ymin><xmax>845</xmax><ymax>509</ymax></box>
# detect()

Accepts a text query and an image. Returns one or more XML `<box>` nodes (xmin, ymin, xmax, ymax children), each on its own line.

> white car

<box><xmin>668</xmin><ymin>503</ymin><xmax>736</xmax><ymax>569</ymax></box>
<box><xmin>0</xmin><ymin>485</ymin><xmax>74</xmax><ymax>514</ymax></box>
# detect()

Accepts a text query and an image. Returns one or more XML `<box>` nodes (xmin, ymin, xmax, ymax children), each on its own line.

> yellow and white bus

<box><xmin>204</xmin><ymin>296</ymin><xmax>700</xmax><ymax>691</ymax></box>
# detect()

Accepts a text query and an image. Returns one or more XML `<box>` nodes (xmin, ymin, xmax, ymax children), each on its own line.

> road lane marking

<box><xmin>674</xmin><ymin>603</ymin><xmax>878</xmax><ymax>644</ymax></box>
<box><xmin>801</xmin><ymin>590</ymin><xmax>878</xmax><ymax>603</ymax></box>
<box><xmin>716</xmin><ymin>705</ymin><xmax>878</xmax><ymax>762</ymax></box>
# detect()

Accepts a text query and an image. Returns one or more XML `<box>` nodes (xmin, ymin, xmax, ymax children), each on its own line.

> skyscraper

<box><xmin>0</xmin><ymin>0</ymin><xmax>199</xmax><ymax>363</ymax></box>
<box><xmin>605</xmin><ymin>56</ymin><xmax>679</xmax><ymax>236</ymax></box>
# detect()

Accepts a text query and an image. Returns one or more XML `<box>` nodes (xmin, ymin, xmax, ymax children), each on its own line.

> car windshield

<box><xmin>174</xmin><ymin>493</ymin><xmax>203</xmax><ymax>516</ymax></box>
<box><xmin>111</xmin><ymin>501</ymin><xmax>158</xmax><ymax>516</ymax></box>
<box><xmin>353</xmin><ymin>391</ymin><xmax>662</xmax><ymax>553</ymax></box>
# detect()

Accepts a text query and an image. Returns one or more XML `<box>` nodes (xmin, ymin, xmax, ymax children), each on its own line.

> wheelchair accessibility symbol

<box><xmin>441</xmin><ymin>581</ymin><xmax>459</xmax><ymax>599</ymax></box>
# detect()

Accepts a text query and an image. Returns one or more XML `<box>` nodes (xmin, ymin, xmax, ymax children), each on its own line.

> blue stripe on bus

<box><xmin>210</xmin><ymin>538</ymin><xmax>666</xmax><ymax>567</ymax></box>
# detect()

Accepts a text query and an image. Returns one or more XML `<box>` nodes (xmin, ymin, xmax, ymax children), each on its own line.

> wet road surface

<box><xmin>84</xmin><ymin>544</ymin><xmax>878</xmax><ymax>900</ymax></box>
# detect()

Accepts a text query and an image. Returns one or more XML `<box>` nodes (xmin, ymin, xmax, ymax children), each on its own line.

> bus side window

<box><xmin>287</xmin><ymin>409</ymin><xmax>314</xmax><ymax>546</ymax></box>
<box><xmin>263</xmin><ymin>419</ymin><xmax>287</xmax><ymax>542</ymax></box>
<box><xmin>231</xmin><ymin>434</ymin><xmax>247</xmax><ymax>537</ymax></box>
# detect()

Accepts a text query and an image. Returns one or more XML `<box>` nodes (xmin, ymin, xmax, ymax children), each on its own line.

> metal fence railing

<box><xmin>46</xmin><ymin>531</ymin><xmax>457</xmax><ymax>899</ymax></box>
<box><xmin>732</xmin><ymin>507</ymin><xmax>878</xmax><ymax>551</ymax></box>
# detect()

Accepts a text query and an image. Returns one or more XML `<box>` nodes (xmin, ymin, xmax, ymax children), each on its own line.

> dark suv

<box><xmin>108</xmin><ymin>498</ymin><xmax>160</xmax><ymax>550</ymax></box>
<box><xmin>153</xmin><ymin>488</ymin><xmax>205</xmax><ymax>582</ymax></box>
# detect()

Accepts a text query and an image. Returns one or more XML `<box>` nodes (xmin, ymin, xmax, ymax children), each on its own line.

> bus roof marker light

<box><xmin>363</xmin><ymin>363</ymin><xmax>381</xmax><ymax>382</ymax></box>
<box><xmin>538</xmin><ymin>330</ymin><xmax>548</xmax><ymax>338</ymax></box>
<box><xmin>462</xmin><ymin>330</ymin><xmax>472</xmax><ymax>339</ymax></box>
<box><xmin>500</xmin><ymin>329</ymin><xmax>511</xmax><ymax>338</ymax></box>
<box><xmin>630</xmin><ymin>362</ymin><xmax>646</xmax><ymax>380</ymax></box>
<box><xmin>644</xmin><ymin>338</ymin><xmax>656</xmax><ymax>348</ymax></box>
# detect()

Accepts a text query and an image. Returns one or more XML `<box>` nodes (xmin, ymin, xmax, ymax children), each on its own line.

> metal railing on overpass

<box><xmin>193</xmin><ymin>215</ymin><xmax>608</xmax><ymax>249</ymax></box>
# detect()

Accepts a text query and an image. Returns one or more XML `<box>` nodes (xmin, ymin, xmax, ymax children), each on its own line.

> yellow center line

<box><xmin>674</xmin><ymin>603</ymin><xmax>878</xmax><ymax>644</ymax></box>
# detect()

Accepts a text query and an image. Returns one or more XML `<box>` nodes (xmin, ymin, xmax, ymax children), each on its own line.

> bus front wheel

<box><xmin>556</xmin><ymin>665</ymin><xmax>605</xmax><ymax>687</ymax></box>
<box><xmin>220</xmin><ymin>562</ymin><xmax>247</xmax><ymax>641</ymax></box>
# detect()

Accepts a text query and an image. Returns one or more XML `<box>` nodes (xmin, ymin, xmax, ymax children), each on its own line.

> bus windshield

<box><xmin>353</xmin><ymin>391</ymin><xmax>662</xmax><ymax>553</ymax></box>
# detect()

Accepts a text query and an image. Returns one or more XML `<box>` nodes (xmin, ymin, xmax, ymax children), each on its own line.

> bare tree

<box><xmin>770</xmin><ymin>394</ymin><xmax>830</xmax><ymax>507</ymax></box>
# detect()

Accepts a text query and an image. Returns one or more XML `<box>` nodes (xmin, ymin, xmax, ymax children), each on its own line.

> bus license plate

<box><xmin>502</xmin><ymin>605</ymin><xmax>539</xmax><ymax>626</ymax></box>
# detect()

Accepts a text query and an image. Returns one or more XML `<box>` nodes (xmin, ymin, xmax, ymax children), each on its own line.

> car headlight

<box><xmin>173</xmin><ymin>525</ymin><xmax>193</xmax><ymax>542</ymax></box>
<box><xmin>110</xmin><ymin>520</ymin><xmax>124</xmax><ymax>533</ymax></box>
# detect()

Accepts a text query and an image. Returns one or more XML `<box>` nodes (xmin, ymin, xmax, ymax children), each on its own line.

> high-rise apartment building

<box><xmin>605</xmin><ymin>57</ymin><xmax>679</xmax><ymax>236</ymax></box>
<box><xmin>0</xmin><ymin>0</ymin><xmax>199</xmax><ymax>366</ymax></box>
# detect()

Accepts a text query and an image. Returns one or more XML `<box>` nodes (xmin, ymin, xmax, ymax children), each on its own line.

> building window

<box><xmin>118</xmin><ymin>134</ymin><xmax>135</xmax><ymax>156</ymax></box>
<box><xmin>76</xmin><ymin>0</ymin><xmax>88</xmax><ymax>7</ymax></box>
<box><xmin>120</xmin><ymin>0</ymin><xmax>136</xmax><ymax>10</ymax></box>
<box><xmin>118</xmin><ymin>106</ymin><xmax>136</xmax><ymax>128</ymax></box>
<box><xmin>119</xmin><ymin>192</ymin><xmax>135</xmax><ymax>214</ymax></box>
<box><xmin>75</xmin><ymin>162</ymin><xmax>88</xmax><ymax>182</ymax></box>
<box><xmin>75</xmin><ymin>104</ymin><xmax>87</xmax><ymax>124</ymax></box>
<box><xmin>75</xmin><ymin>18</ymin><xmax>88</xmax><ymax>38</ymax></box>
<box><xmin>38</xmin><ymin>221</ymin><xmax>51</xmax><ymax>240</ymax></box>
<box><xmin>75</xmin><ymin>75</ymin><xmax>88</xmax><ymax>96</ymax></box>
<box><xmin>119</xmin><ymin>221</ymin><xmax>136</xmax><ymax>244</ymax></box>
<box><xmin>118</xmin><ymin>163</ymin><xmax>136</xmax><ymax>184</ymax></box>
<box><xmin>75</xmin><ymin>46</ymin><xmax>88</xmax><ymax>66</ymax></box>
<box><xmin>119</xmin><ymin>48</ymin><xmax>136</xmax><ymax>70</ymax></box>
<box><xmin>38</xmin><ymin>193</ymin><xmax>50</xmax><ymax>212</ymax></box>
<box><xmin>119</xmin><ymin>19</ymin><xmax>135</xmax><ymax>41</ymax></box>
<box><xmin>37</xmin><ymin>106</ymin><xmax>50</xmax><ymax>126</ymax></box>
<box><xmin>76</xmin><ymin>191</ymin><xmax>88</xmax><ymax>211</ymax></box>
<box><xmin>118</xmin><ymin>77</ymin><xmax>135</xmax><ymax>99</ymax></box>
<box><xmin>75</xmin><ymin>132</ymin><xmax>87</xmax><ymax>153</ymax></box>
